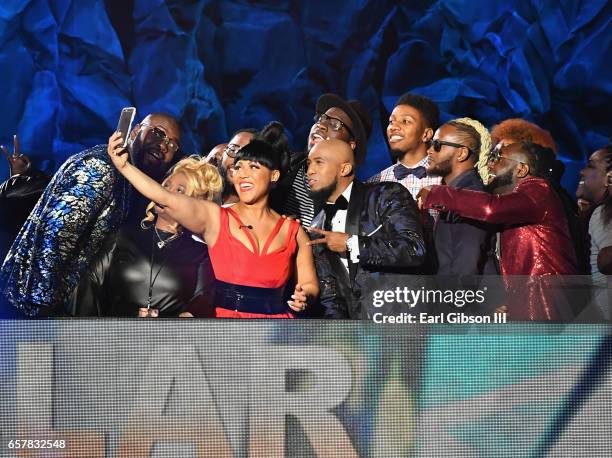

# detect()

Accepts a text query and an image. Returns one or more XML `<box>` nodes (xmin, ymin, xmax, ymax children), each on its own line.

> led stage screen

<box><xmin>0</xmin><ymin>321</ymin><xmax>610</xmax><ymax>457</ymax></box>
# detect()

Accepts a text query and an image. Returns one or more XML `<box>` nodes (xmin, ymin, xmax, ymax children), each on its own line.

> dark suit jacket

<box><xmin>432</xmin><ymin>169</ymin><xmax>502</xmax><ymax>315</ymax></box>
<box><xmin>311</xmin><ymin>180</ymin><xmax>426</xmax><ymax>319</ymax></box>
<box><xmin>434</xmin><ymin>169</ymin><xmax>495</xmax><ymax>276</ymax></box>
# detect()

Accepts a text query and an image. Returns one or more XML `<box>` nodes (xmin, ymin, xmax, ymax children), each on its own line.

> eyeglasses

<box><xmin>487</xmin><ymin>144</ymin><xmax>523</xmax><ymax>165</ymax></box>
<box><xmin>142</xmin><ymin>124</ymin><xmax>180</xmax><ymax>154</ymax></box>
<box><xmin>313</xmin><ymin>113</ymin><xmax>353</xmax><ymax>137</ymax></box>
<box><xmin>224</xmin><ymin>143</ymin><xmax>242</xmax><ymax>158</ymax></box>
<box><xmin>427</xmin><ymin>139</ymin><xmax>474</xmax><ymax>156</ymax></box>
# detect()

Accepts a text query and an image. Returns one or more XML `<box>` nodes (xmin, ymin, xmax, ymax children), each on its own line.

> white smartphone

<box><xmin>116</xmin><ymin>107</ymin><xmax>136</xmax><ymax>148</ymax></box>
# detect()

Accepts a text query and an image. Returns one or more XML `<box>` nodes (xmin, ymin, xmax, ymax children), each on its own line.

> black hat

<box><xmin>315</xmin><ymin>93</ymin><xmax>372</xmax><ymax>165</ymax></box>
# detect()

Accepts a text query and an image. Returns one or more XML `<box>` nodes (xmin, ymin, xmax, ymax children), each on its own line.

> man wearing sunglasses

<box><xmin>271</xmin><ymin>93</ymin><xmax>371</xmax><ymax>228</ymax></box>
<box><xmin>131</xmin><ymin>116</ymin><xmax>181</xmax><ymax>181</ymax></box>
<box><xmin>425</xmin><ymin>119</ymin><xmax>496</xmax><ymax>279</ymax></box>
<box><xmin>418</xmin><ymin>142</ymin><xmax>579</xmax><ymax>321</ymax></box>
<box><xmin>1</xmin><ymin>112</ymin><xmax>181</xmax><ymax>317</ymax></box>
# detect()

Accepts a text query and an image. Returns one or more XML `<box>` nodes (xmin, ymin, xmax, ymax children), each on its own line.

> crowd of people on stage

<box><xmin>0</xmin><ymin>92</ymin><xmax>610</xmax><ymax>322</ymax></box>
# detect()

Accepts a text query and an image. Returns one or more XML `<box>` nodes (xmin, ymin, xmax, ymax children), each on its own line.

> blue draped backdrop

<box><xmin>1</xmin><ymin>0</ymin><xmax>611</xmax><ymax>191</ymax></box>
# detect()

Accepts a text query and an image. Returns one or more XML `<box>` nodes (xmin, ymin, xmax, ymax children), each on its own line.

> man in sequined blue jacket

<box><xmin>0</xmin><ymin>113</ymin><xmax>180</xmax><ymax>317</ymax></box>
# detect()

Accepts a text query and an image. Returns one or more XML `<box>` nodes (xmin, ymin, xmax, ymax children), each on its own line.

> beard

<box><xmin>485</xmin><ymin>169</ymin><xmax>515</xmax><ymax>193</ymax></box>
<box><xmin>427</xmin><ymin>158</ymin><xmax>452</xmax><ymax>178</ymax></box>
<box><xmin>132</xmin><ymin>143</ymin><xmax>170</xmax><ymax>182</ymax></box>
<box><xmin>309</xmin><ymin>179</ymin><xmax>337</xmax><ymax>205</ymax></box>
<box><xmin>135</xmin><ymin>154</ymin><xmax>168</xmax><ymax>182</ymax></box>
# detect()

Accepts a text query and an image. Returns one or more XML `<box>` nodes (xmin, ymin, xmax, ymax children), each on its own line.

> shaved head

<box><xmin>310</xmin><ymin>139</ymin><xmax>355</xmax><ymax>166</ymax></box>
<box><xmin>206</xmin><ymin>143</ymin><xmax>227</xmax><ymax>163</ymax></box>
<box><xmin>142</xmin><ymin>113</ymin><xmax>181</xmax><ymax>138</ymax></box>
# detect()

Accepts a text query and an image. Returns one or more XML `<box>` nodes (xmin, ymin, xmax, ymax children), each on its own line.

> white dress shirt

<box><xmin>327</xmin><ymin>182</ymin><xmax>360</xmax><ymax>273</ymax></box>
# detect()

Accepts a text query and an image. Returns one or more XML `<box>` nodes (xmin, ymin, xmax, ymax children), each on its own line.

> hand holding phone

<box><xmin>116</xmin><ymin>107</ymin><xmax>136</xmax><ymax>148</ymax></box>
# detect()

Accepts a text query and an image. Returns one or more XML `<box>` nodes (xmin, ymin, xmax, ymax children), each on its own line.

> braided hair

<box><xmin>446</xmin><ymin>117</ymin><xmax>492</xmax><ymax>184</ymax></box>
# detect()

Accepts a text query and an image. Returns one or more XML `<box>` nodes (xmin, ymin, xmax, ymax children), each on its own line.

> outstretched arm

<box><xmin>107</xmin><ymin>132</ymin><xmax>220</xmax><ymax>241</ymax></box>
<box><xmin>420</xmin><ymin>184</ymin><xmax>545</xmax><ymax>226</ymax></box>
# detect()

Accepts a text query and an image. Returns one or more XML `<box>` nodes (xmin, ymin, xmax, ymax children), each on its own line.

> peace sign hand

<box><xmin>1</xmin><ymin>134</ymin><xmax>31</xmax><ymax>177</ymax></box>
<box><xmin>306</xmin><ymin>227</ymin><xmax>349</xmax><ymax>253</ymax></box>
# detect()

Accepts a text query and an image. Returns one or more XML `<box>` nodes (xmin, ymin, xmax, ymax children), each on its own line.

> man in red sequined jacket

<box><xmin>418</xmin><ymin>142</ymin><xmax>578</xmax><ymax>321</ymax></box>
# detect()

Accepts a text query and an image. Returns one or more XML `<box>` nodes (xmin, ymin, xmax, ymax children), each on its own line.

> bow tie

<box><xmin>393</xmin><ymin>164</ymin><xmax>427</xmax><ymax>180</ymax></box>
<box><xmin>323</xmin><ymin>195</ymin><xmax>349</xmax><ymax>230</ymax></box>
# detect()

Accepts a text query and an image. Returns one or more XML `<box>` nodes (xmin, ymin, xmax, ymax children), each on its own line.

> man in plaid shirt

<box><xmin>368</xmin><ymin>93</ymin><xmax>441</xmax><ymax>199</ymax></box>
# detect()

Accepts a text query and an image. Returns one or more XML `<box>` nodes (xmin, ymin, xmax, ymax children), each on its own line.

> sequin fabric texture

<box><xmin>0</xmin><ymin>145</ymin><xmax>130</xmax><ymax>316</ymax></box>
<box><xmin>424</xmin><ymin>177</ymin><xmax>579</xmax><ymax>321</ymax></box>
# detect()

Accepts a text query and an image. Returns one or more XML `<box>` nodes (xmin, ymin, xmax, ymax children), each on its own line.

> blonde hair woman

<box><xmin>107</xmin><ymin>122</ymin><xmax>319</xmax><ymax>318</ymax></box>
<box><xmin>71</xmin><ymin>156</ymin><xmax>222</xmax><ymax>317</ymax></box>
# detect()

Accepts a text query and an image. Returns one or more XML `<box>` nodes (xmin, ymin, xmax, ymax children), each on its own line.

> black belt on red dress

<box><xmin>214</xmin><ymin>280</ymin><xmax>288</xmax><ymax>314</ymax></box>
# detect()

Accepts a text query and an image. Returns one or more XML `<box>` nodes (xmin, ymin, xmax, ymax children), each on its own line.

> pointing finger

<box><xmin>13</xmin><ymin>135</ymin><xmax>20</xmax><ymax>157</ymax></box>
<box><xmin>307</xmin><ymin>238</ymin><xmax>328</xmax><ymax>246</ymax></box>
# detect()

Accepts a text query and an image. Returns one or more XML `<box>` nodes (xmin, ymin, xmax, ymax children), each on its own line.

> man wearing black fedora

<box><xmin>270</xmin><ymin>93</ymin><xmax>372</xmax><ymax>227</ymax></box>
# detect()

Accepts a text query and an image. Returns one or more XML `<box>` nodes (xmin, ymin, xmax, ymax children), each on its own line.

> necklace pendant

<box><xmin>157</xmin><ymin>241</ymin><xmax>165</xmax><ymax>249</ymax></box>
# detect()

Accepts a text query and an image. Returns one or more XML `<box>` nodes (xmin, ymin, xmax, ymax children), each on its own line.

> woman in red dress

<box><xmin>107</xmin><ymin>128</ymin><xmax>318</xmax><ymax>317</ymax></box>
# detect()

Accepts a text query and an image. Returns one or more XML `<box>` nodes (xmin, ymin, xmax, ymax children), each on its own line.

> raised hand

<box><xmin>107</xmin><ymin>131</ymin><xmax>130</xmax><ymax>170</ymax></box>
<box><xmin>287</xmin><ymin>284</ymin><xmax>308</xmax><ymax>312</ymax></box>
<box><xmin>1</xmin><ymin>134</ymin><xmax>31</xmax><ymax>177</ymax></box>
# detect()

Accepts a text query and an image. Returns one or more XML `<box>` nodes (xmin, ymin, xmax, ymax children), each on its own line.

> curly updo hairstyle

<box><xmin>141</xmin><ymin>155</ymin><xmax>223</xmax><ymax>228</ymax></box>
